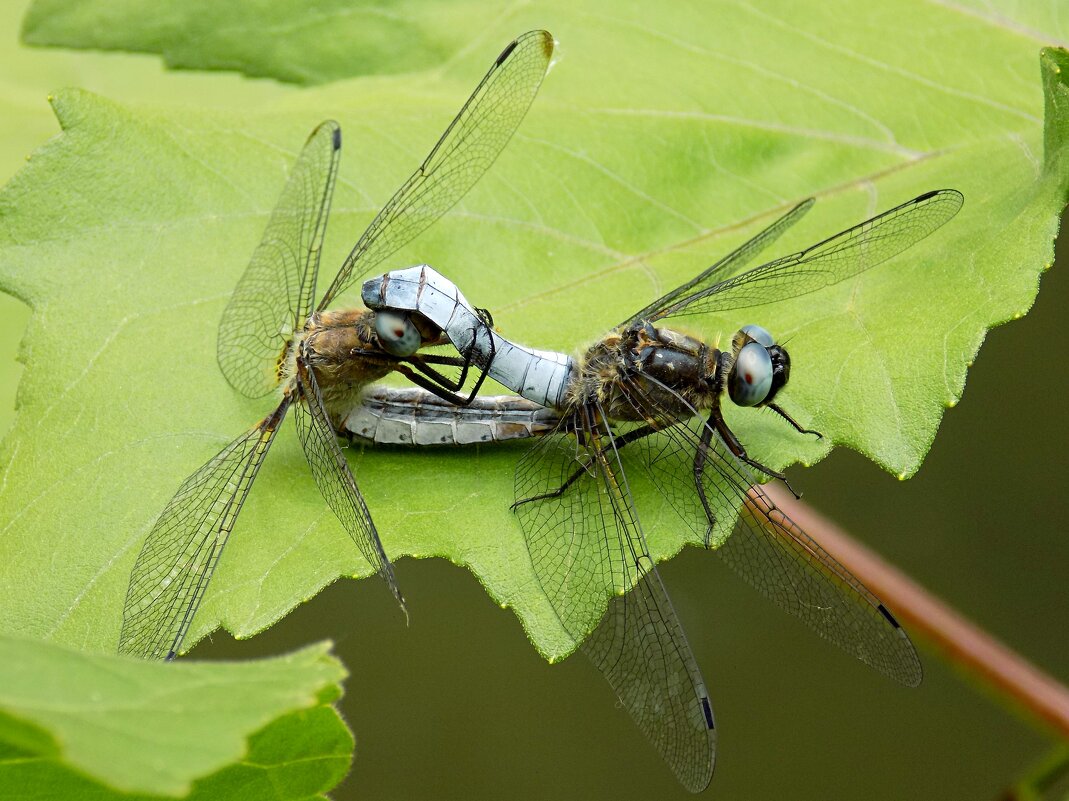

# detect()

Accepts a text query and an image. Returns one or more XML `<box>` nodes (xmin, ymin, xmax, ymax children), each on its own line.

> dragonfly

<box><xmin>363</xmin><ymin>188</ymin><xmax>964</xmax><ymax>790</ymax></box>
<box><xmin>118</xmin><ymin>30</ymin><xmax>556</xmax><ymax>661</ymax></box>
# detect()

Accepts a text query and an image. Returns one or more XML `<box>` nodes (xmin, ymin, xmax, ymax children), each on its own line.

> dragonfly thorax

<box><xmin>632</xmin><ymin>324</ymin><xmax>715</xmax><ymax>385</ymax></box>
<box><xmin>301</xmin><ymin>309</ymin><xmax>394</xmax><ymax>394</ymax></box>
<box><xmin>572</xmin><ymin>323</ymin><xmax>720</xmax><ymax>422</ymax></box>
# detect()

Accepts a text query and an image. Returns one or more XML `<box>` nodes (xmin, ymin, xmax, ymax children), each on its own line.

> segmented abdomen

<box><xmin>338</xmin><ymin>386</ymin><xmax>560</xmax><ymax>446</ymax></box>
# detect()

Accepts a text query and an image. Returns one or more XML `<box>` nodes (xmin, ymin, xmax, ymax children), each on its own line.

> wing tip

<box><xmin>917</xmin><ymin>187</ymin><xmax>965</xmax><ymax>216</ymax></box>
<box><xmin>502</xmin><ymin>30</ymin><xmax>555</xmax><ymax>65</ymax></box>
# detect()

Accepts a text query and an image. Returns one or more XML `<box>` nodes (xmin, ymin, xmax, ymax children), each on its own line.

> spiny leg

<box><xmin>401</xmin><ymin>316</ymin><xmax>497</xmax><ymax>405</ymax></box>
<box><xmin>393</xmin><ymin>362</ymin><xmax>486</xmax><ymax>405</ymax></box>
<box><xmin>767</xmin><ymin>402</ymin><xmax>823</xmax><ymax>439</ymax></box>
<box><xmin>693</xmin><ymin>415</ymin><xmax>718</xmax><ymax>547</ymax></box>
<box><xmin>449</xmin><ymin>311</ymin><xmax>497</xmax><ymax>403</ymax></box>
<box><xmin>451</xmin><ymin>313</ymin><xmax>497</xmax><ymax>403</ymax></box>
<box><xmin>711</xmin><ymin>399</ymin><xmax>802</xmax><ymax>499</ymax></box>
<box><xmin>512</xmin><ymin>421</ymin><xmax>661</xmax><ymax>509</ymax></box>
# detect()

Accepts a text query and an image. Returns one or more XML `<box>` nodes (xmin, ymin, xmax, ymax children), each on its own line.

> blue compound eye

<box><xmin>740</xmin><ymin>324</ymin><xmax>774</xmax><ymax>347</ymax></box>
<box><xmin>729</xmin><ymin>342</ymin><xmax>773</xmax><ymax>407</ymax></box>
<box><xmin>374</xmin><ymin>311</ymin><xmax>421</xmax><ymax>357</ymax></box>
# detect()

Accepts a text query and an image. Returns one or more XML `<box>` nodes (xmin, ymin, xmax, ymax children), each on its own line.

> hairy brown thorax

<box><xmin>567</xmin><ymin>324</ymin><xmax>721</xmax><ymax>424</ymax></box>
<box><xmin>293</xmin><ymin>309</ymin><xmax>397</xmax><ymax>412</ymax></box>
<box><xmin>303</xmin><ymin>309</ymin><xmax>394</xmax><ymax>383</ymax></box>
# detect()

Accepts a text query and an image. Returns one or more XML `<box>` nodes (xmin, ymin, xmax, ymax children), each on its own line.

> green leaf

<box><xmin>0</xmin><ymin>0</ymin><xmax>297</xmax><ymax>190</ymax></box>
<box><xmin>0</xmin><ymin>7</ymin><xmax>1066</xmax><ymax>664</ymax></box>
<box><xmin>0</xmin><ymin>635</ymin><xmax>351</xmax><ymax>798</ymax></box>
<box><xmin>20</xmin><ymin>0</ymin><xmax>511</xmax><ymax>85</ymax></box>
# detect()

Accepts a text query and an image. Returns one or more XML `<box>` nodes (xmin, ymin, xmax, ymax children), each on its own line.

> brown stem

<box><xmin>766</xmin><ymin>485</ymin><xmax>1069</xmax><ymax>740</ymax></box>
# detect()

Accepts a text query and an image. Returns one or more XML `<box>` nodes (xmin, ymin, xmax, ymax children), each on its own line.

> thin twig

<box><xmin>766</xmin><ymin>485</ymin><xmax>1069</xmax><ymax>740</ymax></box>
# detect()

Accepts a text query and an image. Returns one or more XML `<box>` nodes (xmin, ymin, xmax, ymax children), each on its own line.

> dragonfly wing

<box><xmin>584</xmin><ymin>565</ymin><xmax>717</xmax><ymax>792</ymax></box>
<box><xmin>621</xmin><ymin>198</ymin><xmax>814</xmax><ymax>329</ymax></box>
<box><xmin>652</xmin><ymin>189</ymin><xmax>963</xmax><ymax>321</ymax></box>
<box><xmin>514</xmin><ymin>403</ymin><xmax>716</xmax><ymax>791</ymax></box>
<box><xmin>293</xmin><ymin>359</ymin><xmax>405</xmax><ymax>612</ymax></box>
<box><xmin>120</xmin><ymin>400</ymin><xmax>291</xmax><ymax>659</ymax></box>
<box><xmin>722</xmin><ymin>476</ymin><xmax>923</xmax><ymax>685</ymax></box>
<box><xmin>617</xmin><ymin>378</ymin><xmax>922</xmax><ymax>686</ymax></box>
<box><xmin>317</xmin><ymin>30</ymin><xmax>555</xmax><ymax>309</ymax></box>
<box><xmin>218</xmin><ymin>121</ymin><xmax>341</xmax><ymax>398</ymax></box>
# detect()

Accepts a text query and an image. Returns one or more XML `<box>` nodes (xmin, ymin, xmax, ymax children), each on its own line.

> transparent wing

<box><xmin>617</xmin><ymin>379</ymin><xmax>922</xmax><ymax>686</ymax></box>
<box><xmin>317</xmin><ymin>30</ymin><xmax>554</xmax><ymax>310</ymax></box>
<box><xmin>585</xmin><ymin>568</ymin><xmax>717</xmax><ymax>792</ymax></box>
<box><xmin>621</xmin><ymin>198</ymin><xmax>814</xmax><ymax>328</ymax></box>
<box><xmin>218</xmin><ymin>121</ymin><xmax>341</xmax><ymax>398</ymax></box>
<box><xmin>650</xmin><ymin>189</ymin><xmax>963</xmax><ymax>322</ymax></box>
<box><xmin>514</xmin><ymin>411</ymin><xmax>625</xmax><ymax>640</ymax></box>
<box><xmin>120</xmin><ymin>400</ymin><xmax>291</xmax><ymax>660</ymax></box>
<box><xmin>294</xmin><ymin>360</ymin><xmax>405</xmax><ymax>613</ymax></box>
<box><xmin>514</xmin><ymin>403</ymin><xmax>716</xmax><ymax>791</ymax></box>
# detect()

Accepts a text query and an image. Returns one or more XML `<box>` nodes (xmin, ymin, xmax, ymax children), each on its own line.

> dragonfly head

<box><xmin>373</xmin><ymin>310</ymin><xmax>442</xmax><ymax>357</ymax></box>
<box><xmin>727</xmin><ymin>324</ymin><xmax>791</xmax><ymax>407</ymax></box>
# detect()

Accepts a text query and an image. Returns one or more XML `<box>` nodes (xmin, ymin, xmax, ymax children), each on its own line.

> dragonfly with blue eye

<box><xmin>118</xmin><ymin>30</ymin><xmax>556</xmax><ymax>661</ymax></box>
<box><xmin>363</xmin><ymin>188</ymin><xmax>964</xmax><ymax>791</ymax></box>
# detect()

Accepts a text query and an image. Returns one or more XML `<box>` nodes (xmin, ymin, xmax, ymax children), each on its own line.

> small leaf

<box><xmin>0</xmin><ymin>635</ymin><xmax>351</xmax><ymax>798</ymax></box>
<box><xmin>20</xmin><ymin>0</ymin><xmax>508</xmax><ymax>85</ymax></box>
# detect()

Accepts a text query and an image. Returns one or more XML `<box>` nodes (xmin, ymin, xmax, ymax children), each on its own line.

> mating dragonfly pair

<box><xmin>119</xmin><ymin>29</ymin><xmax>962</xmax><ymax>792</ymax></box>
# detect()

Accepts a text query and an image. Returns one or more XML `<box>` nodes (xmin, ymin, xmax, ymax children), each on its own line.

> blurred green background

<box><xmin>1</xmin><ymin>0</ymin><xmax>1066</xmax><ymax>797</ymax></box>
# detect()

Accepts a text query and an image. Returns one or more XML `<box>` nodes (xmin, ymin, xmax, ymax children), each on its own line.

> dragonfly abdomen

<box><xmin>362</xmin><ymin>265</ymin><xmax>575</xmax><ymax>408</ymax></box>
<box><xmin>339</xmin><ymin>386</ymin><xmax>560</xmax><ymax>446</ymax></box>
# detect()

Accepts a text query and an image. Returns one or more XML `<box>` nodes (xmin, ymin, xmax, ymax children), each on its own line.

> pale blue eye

<box><xmin>741</xmin><ymin>324</ymin><xmax>774</xmax><ymax>347</ymax></box>
<box><xmin>374</xmin><ymin>311</ymin><xmax>421</xmax><ymax>357</ymax></box>
<box><xmin>729</xmin><ymin>342</ymin><xmax>773</xmax><ymax>407</ymax></box>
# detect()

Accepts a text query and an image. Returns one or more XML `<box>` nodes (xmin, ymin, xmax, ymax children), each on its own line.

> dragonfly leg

<box><xmin>711</xmin><ymin>402</ymin><xmax>802</xmax><ymax>499</ymax></box>
<box><xmin>414</xmin><ymin>353</ymin><xmax>467</xmax><ymax>367</ymax></box>
<box><xmin>393</xmin><ymin>362</ymin><xmax>487</xmax><ymax>406</ymax></box>
<box><xmin>766</xmin><ymin>402</ymin><xmax>823</xmax><ymax>439</ymax></box>
<box><xmin>453</xmin><ymin>309</ymin><xmax>496</xmax><ymax>402</ymax></box>
<box><xmin>693</xmin><ymin>416</ymin><xmax>718</xmax><ymax>547</ymax></box>
<box><xmin>457</xmin><ymin>314</ymin><xmax>497</xmax><ymax>402</ymax></box>
<box><xmin>406</xmin><ymin>356</ymin><xmax>468</xmax><ymax>390</ymax></box>
<box><xmin>511</xmin><ymin>422</ymin><xmax>661</xmax><ymax>509</ymax></box>
<box><xmin>401</xmin><ymin>314</ymin><xmax>496</xmax><ymax>405</ymax></box>
<box><xmin>511</xmin><ymin>464</ymin><xmax>590</xmax><ymax>509</ymax></box>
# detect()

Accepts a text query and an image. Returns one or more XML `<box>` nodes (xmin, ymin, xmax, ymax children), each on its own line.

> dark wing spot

<box><xmin>877</xmin><ymin>603</ymin><xmax>902</xmax><ymax>628</ymax></box>
<box><xmin>496</xmin><ymin>39</ymin><xmax>519</xmax><ymax>65</ymax></box>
